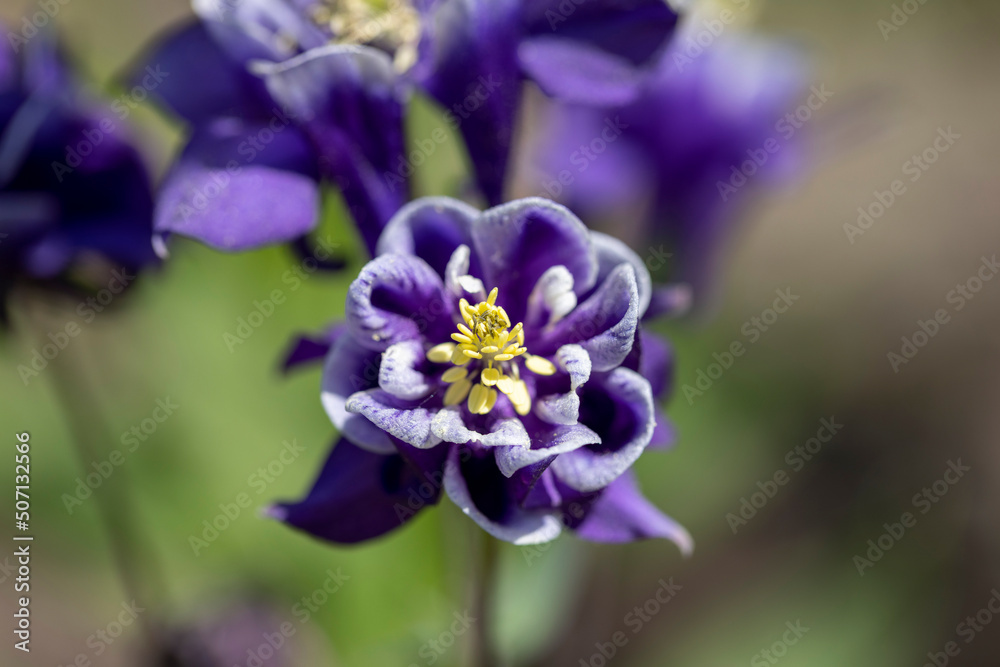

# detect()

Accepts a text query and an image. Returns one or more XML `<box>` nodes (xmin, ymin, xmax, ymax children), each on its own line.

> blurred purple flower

<box><xmin>413</xmin><ymin>0</ymin><xmax>681</xmax><ymax>205</ymax></box>
<box><xmin>531</xmin><ymin>34</ymin><xmax>806</xmax><ymax>292</ymax></box>
<box><xmin>0</xmin><ymin>29</ymin><xmax>155</xmax><ymax>317</ymax></box>
<box><xmin>270</xmin><ymin>196</ymin><xmax>690</xmax><ymax>550</ymax></box>
<box><xmin>132</xmin><ymin>1</ymin><xmax>410</xmax><ymax>255</ymax></box>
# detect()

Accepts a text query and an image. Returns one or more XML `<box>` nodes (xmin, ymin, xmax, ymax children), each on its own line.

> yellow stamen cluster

<box><xmin>311</xmin><ymin>0</ymin><xmax>420</xmax><ymax>71</ymax></box>
<box><xmin>426</xmin><ymin>288</ymin><xmax>556</xmax><ymax>416</ymax></box>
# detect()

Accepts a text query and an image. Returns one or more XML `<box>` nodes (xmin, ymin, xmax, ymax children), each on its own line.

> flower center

<box><xmin>426</xmin><ymin>288</ymin><xmax>556</xmax><ymax>416</ymax></box>
<box><xmin>311</xmin><ymin>0</ymin><xmax>421</xmax><ymax>72</ymax></box>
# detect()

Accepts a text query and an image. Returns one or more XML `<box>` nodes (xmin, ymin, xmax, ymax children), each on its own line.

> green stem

<box><xmin>469</xmin><ymin>528</ymin><xmax>500</xmax><ymax>667</ymax></box>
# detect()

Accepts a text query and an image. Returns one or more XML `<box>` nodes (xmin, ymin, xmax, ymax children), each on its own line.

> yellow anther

<box><xmin>525</xmin><ymin>355</ymin><xmax>556</xmax><ymax>376</ymax></box>
<box><xmin>481</xmin><ymin>368</ymin><xmax>500</xmax><ymax>386</ymax></box>
<box><xmin>427</xmin><ymin>342</ymin><xmax>456</xmax><ymax>364</ymax></box>
<box><xmin>444</xmin><ymin>378</ymin><xmax>472</xmax><ymax>406</ymax></box>
<box><xmin>468</xmin><ymin>383</ymin><xmax>490</xmax><ymax>413</ymax></box>
<box><xmin>435</xmin><ymin>287</ymin><xmax>539</xmax><ymax>415</ymax></box>
<box><xmin>442</xmin><ymin>367</ymin><xmax>469</xmax><ymax>383</ymax></box>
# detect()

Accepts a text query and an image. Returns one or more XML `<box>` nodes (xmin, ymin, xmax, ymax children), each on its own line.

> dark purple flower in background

<box><xmin>530</xmin><ymin>34</ymin><xmax>806</xmax><ymax>293</ymax></box>
<box><xmin>270</xmin><ymin>196</ymin><xmax>690</xmax><ymax>549</ymax></box>
<box><xmin>132</xmin><ymin>0</ymin><xmax>411</xmax><ymax>255</ymax></box>
<box><xmin>0</xmin><ymin>29</ymin><xmax>155</xmax><ymax>319</ymax></box>
<box><xmin>413</xmin><ymin>0</ymin><xmax>681</xmax><ymax>205</ymax></box>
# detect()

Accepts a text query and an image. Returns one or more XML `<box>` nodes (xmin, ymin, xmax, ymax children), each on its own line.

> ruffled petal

<box><xmin>320</xmin><ymin>333</ymin><xmax>394</xmax><ymax>454</ymax></box>
<box><xmin>268</xmin><ymin>438</ymin><xmax>434</xmax><ymax>544</ymax></box>
<box><xmin>494</xmin><ymin>422</ymin><xmax>600</xmax><ymax>478</ymax></box>
<box><xmin>590</xmin><ymin>231</ymin><xmax>652</xmax><ymax>318</ymax></box>
<box><xmin>444</xmin><ymin>446</ymin><xmax>562</xmax><ymax>545</ymax></box>
<box><xmin>345</xmin><ymin>253</ymin><xmax>453</xmax><ymax>351</ymax></box>
<box><xmin>345</xmin><ymin>389</ymin><xmax>439</xmax><ymax>448</ymax></box>
<box><xmin>379</xmin><ymin>340</ymin><xmax>432</xmax><ymax>400</ymax></box>
<box><xmin>431</xmin><ymin>407</ymin><xmax>530</xmax><ymax>448</ymax></box>
<box><xmin>573</xmin><ymin>471</ymin><xmax>692</xmax><ymax>554</ymax></box>
<box><xmin>551</xmin><ymin>367</ymin><xmax>654</xmax><ymax>492</ymax></box>
<box><xmin>534</xmin><ymin>344</ymin><xmax>591</xmax><ymax>425</ymax></box>
<box><xmin>538</xmin><ymin>263</ymin><xmax>639</xmax><ymax>372</ymax></box>
<box><xmin>375</xmin><ymin>196</ymin><xmax>480</xmax><ymax>277</ymax></box>
<box><xmin>472</xmin><ymin>198</ymin><xmax>597</xmax><ymax>323</ymax></box>
<box><xmin>154</xmin><ymin>118</ymin><xmax>320</xmax><ymax>250</ymax></box>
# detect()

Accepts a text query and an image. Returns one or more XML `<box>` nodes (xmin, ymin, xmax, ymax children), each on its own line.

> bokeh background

<box><xmin>3</xmin><ymin>0</ymin><xmax>1000</xmax><ymax>665</ymax></box>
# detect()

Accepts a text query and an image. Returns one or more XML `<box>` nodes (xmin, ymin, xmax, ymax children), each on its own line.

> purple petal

<box><xmin>472</xmin><ymin>198</ymin><xmax>597</xmax><ymax>323</ymax></box>
<box><xmin>644</xmin><ymin>284</ymin><xmax>693</xmax><ymax>321</ymax></box>
<box><xmin>345</xmin><ymin>389</ymin><xmax>438</xmax><ymax>449</ymax></box>
<box><xmin>270</xmin><ymin>438</ymin><xmax>435</xmax><ymax>544</ymax></box>
<box><xmin>444</xmin><ymin>446</ymin><xmax>562</xmax><ymax>545</ymax></box>
<box><xmin>534</xmin><ymin>344</ymin><xmax>591</xmax><ymax>426</ymax></box>
<box><xmin>495</xmin><ymin>422</ymin><xmax>600</xmax><ymax>478</ymax></box>
<box><xmin>281</xmin><ymin>323</ymin><xmax>344</xmax><ymax>373</ymax></box>
<box><xmin>375</xmin><ymin>196</ymin><xmax>480</xmax><ymax>278</ymax></box>
<box><xmin>195</xmin><ymin>0</ymin><xmax>327</xmax><ymax>62</ymax></box>
<box><xmin>574</xmin><ymin>471</ymin><xmax>692</xmax><ymax>553</ymax></box>
<box><xmin>345</xmin><ymin>254</ymin><xmax>453</xmax><ymax>351</ymax></box>
<box><xmin>154</xmin><ymin>118</ymin><xmax>320</xmax><ymax>250</ymax></box>
<box><xmin>639</xmin><ymin>330</ymin><xmax>672</xmax><ymax>399</ymax></box>
<box><xmin>552</xmin><ymin>367</ymin><xmax>654</xmax><ymax>492</ymax></box>
<box><xmin>539</xmin><ymin>263</ymin><xmax>639</xmax><ymax>372</ymax></box>
<box><xmin>379</xmin><ymin>340</ymin><xmax>432</xmax><ymax>400</ymax></box>
<box><xmin>320</xmin><ymin>332</ymin><xmax>394</xmax><ymax>454</ymax></box>
<box><xmin>411</xmin><ymin>0</ymin><xmax>522</xmax><ymax>205</ymax></box>
<box><xmin>255</xmin><ymin>45</ymin><xmax>409</xmax><ymax>255</ymax></box>
<box><xmin>431</xmin><ymin>407</ymin><xmax>530</xmax><ymax>449</ymax></box>
<box><xmin>129</xmin><ymin>21</ymin><xmax>272</xmax><ymax>125</ymax></box>
<box><xmin>519</xmin><ymin>37</ymin><xmax>643</xmax><ymax>106</ymax></box>
<box><xmin>590</xmin><ymin>231</ymin><xmax>651</xmax><ymax>318</ymax></box>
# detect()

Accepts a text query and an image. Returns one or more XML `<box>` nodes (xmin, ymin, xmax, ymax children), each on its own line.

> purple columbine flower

<box><xmin>270</xmin><ymin>196</ymin><xmax>691</xmax><ymax>550</ymax></box>
<box><xmin>131</xmin><ymin>0</ymin><xmax>412</xmax><ymax>255</ymax></box>
<box><xmin>530</xmin><ymin>33</ymin><xmax>805</xmax><ymax>294</ymax></box>
<box><xmin>1</xmin><ymin>29</ymin><xmax>156</xmax><ymax>319</ymax></box>
<box><xmin>413</xmin><ymin>0</ymin><xmax>681</xmax><ymax>205</ymax></box>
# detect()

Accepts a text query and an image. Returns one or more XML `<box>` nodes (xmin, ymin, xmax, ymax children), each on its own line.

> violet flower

<box><xmin>1</xmin><ymin>29</ymin><xmax>156</xmax><ymax>318</ymax></box>
<box><xmin>531</xmin><ymin>34</ymin><xmax>805</xmax><ymax>293</ymax></box>
<box><xmin>271</xmin><ymin>196</ymin><xmax>690</xmax><ymax>549</ymax></box>
<box><xmin>413</xmin><ymin>0</ymin><xmax>681</xmax><ymax>205</ymax></box>
<box><xmin>132</xmin><ymin>0</ymin><xmax>411</xmax><ymax>255</ymax></box>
